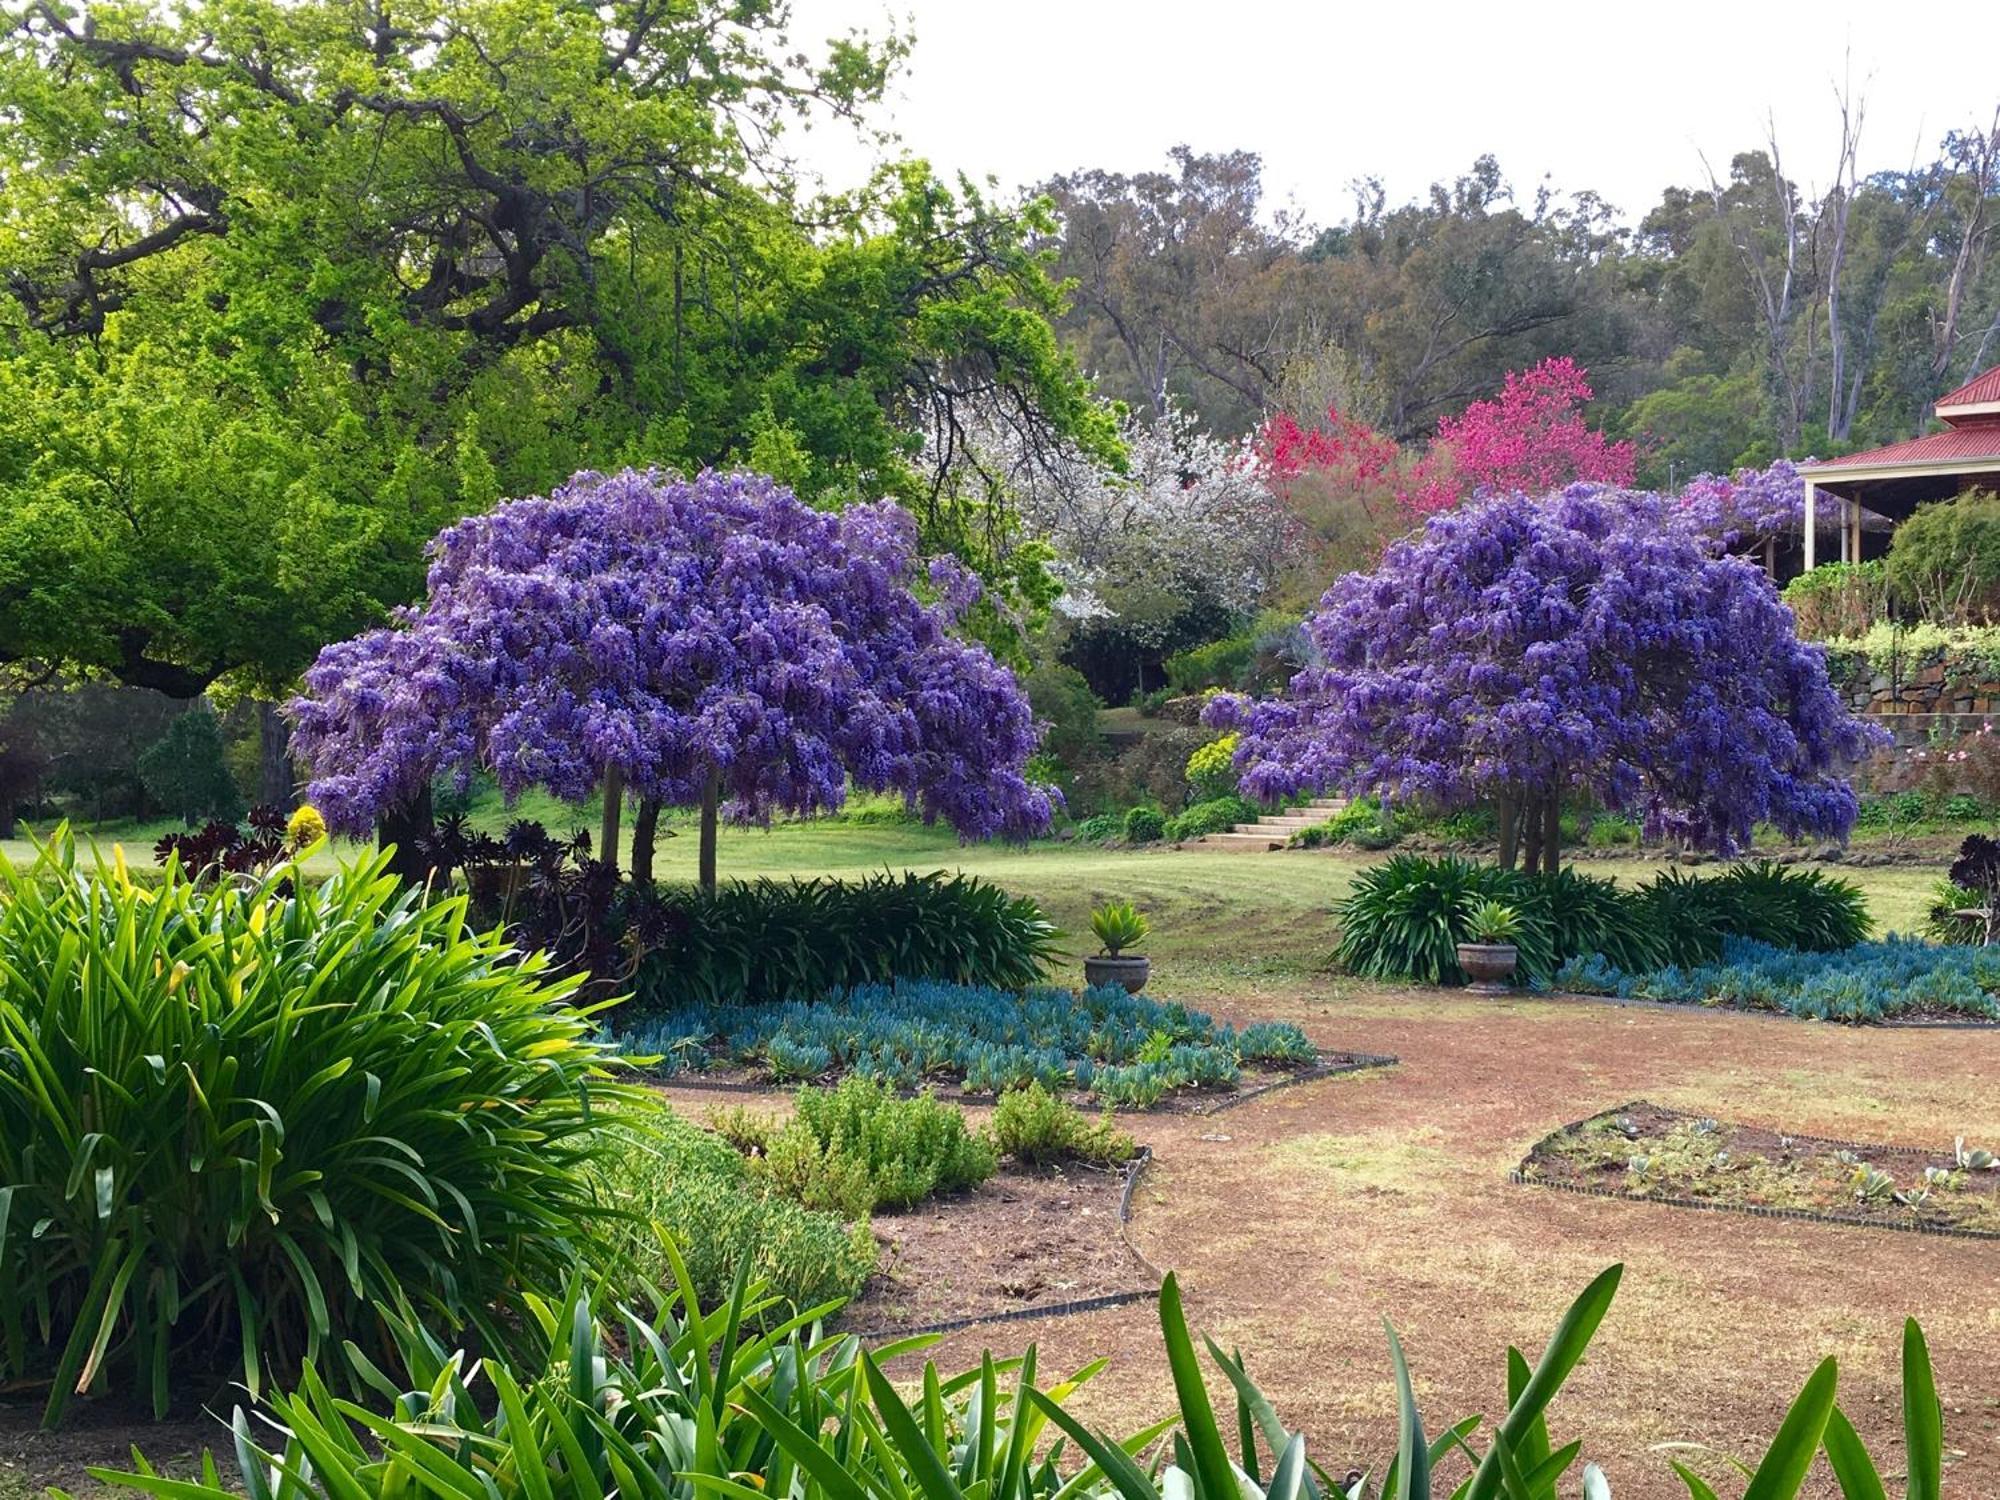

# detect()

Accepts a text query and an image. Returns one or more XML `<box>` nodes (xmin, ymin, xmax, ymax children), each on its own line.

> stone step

<box><xmin>1192</xmin><ymin>829</ymin><xmax>1289</xmax><ymax>851</ymax></box>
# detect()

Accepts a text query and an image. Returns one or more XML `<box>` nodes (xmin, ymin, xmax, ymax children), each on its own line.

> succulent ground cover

<box><xmin>617</xmin><ymin>978</ymin><xmax>1327</xmax><ymax>1108</ymax></box>
<box><xmin>1552</xmin><ymin>935</ymin><xmax>2000</xmax><ymax>1022</ymax></box>
<box><xmin>1520</xmin><ymin>1103</ymin><xmax>2000</xmax><ymax>1236</ymax></box>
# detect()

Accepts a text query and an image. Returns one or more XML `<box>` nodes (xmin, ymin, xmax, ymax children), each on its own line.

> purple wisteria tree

<box><xmin>290</xmin><ymin>469</ymin><xmax>1055</xmax><ymax>888</ymax></box>
<box><xmin>1206</xmin><ymin>483</ymin><xmax>1885</xmax><ymax>872</ymax></box>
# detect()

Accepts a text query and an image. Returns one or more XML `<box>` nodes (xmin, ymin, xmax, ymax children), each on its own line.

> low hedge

<box><xmin>625</xmin><ymin>870</ymin><xmax>1059</xmax><ymax>1012</ymax></box>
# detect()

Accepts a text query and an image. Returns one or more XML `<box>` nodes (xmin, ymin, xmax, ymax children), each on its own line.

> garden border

<box><xmin>1511</xmin><ymin>1100</ymin><xmax>2000</xmax><ymax>1244</ymax></box>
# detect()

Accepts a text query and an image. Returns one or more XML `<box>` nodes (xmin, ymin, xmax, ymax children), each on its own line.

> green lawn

<box><xmin>5</xmin><ymin>809</ymin><xmax>1944</xmax><ymax>1001</ymax></box>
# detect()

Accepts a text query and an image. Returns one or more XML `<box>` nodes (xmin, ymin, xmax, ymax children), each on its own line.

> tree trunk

<box><xmin>1539</xmin><ymin>794</ymin><xmax>1562</xmax><ymax>876</ymax></box>
<box><xmin>699</xmin><ymin>769</ymin><xmax>720</xmax><ymax>894</ymax></box>
<box><xmin>1495</xmin><ymin>794</ymin><xmax>1519</xmax><ymax>870</ymax></box>
<box><xmin>598</xmin><ymin>765</ymin><xmax>623</xmax><ymax>875</ymax></box>
<box><xmin>631</xmin><ymin>795</ymin><xmax>661</xmax><ymax>885</ymax></box>
<box><xmin>1519</xmin><ymin>797</ymin><xmax>1544</xmax><ymax>876</ymax></box>
<box><xmin>257</xmin><ymin>700</ymin><xmax>297</xmax><ymax>810</ymax></box>
<box><xmin>377</xmin><ymin>782</ymin><xmax>434</xmax><ymax>887</ymax></box>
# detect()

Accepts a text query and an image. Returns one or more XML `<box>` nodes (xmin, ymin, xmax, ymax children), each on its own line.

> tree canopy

<box><xmin>1206</xmin><ymin>483</ymin><xmax>1884</xmax><ymax>870</ymax></box>
<box><xmin>0</xmin><ymin>0</ymin><xmax>1113</xmax><ymax>696</ymax></box>
<box><xmin>289</xmin><ymin>468</ymin><xmax>1054</xmax><ymax>884</ymax></box>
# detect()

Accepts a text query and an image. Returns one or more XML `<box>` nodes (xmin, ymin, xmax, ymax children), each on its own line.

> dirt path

<box><xmin>905</xmin><ymin>988</ymin><xmax>2000</xmax><ymax>1499</ymax></box>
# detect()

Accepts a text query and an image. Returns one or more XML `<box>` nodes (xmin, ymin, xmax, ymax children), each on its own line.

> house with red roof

<box><xmin>1802</xmin><ymin>364</ymin><xmax>2000</xmax><ymax>568</ymax></box>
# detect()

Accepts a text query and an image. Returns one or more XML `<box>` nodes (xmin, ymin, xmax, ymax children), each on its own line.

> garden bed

<box><xmin>840</xmin><ymin>1155</ymin><xmax>1157</xmax><ymax>1335</ymax></box>
<box><xmin>1517</xmin><ymin>1102</ymin><xmax>2000</xmax><ymax>1239</ymax></box>
<box><xmin>618</xmin><ymin>978</ymin><xmax>1389</xmax><ymax>1110</ymax></box>
<box><xmin>1551</xmin><ymin>935</ymin><xmax>2000</xmax><ymax>1024</ymax></box>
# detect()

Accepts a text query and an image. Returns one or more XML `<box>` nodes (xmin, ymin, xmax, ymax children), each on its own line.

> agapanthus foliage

<box><xmin>1206</xmin><ymin>484</ymin><xmax>1884</xmax><ymax>862</ymax></box>
<box><xmin>291</xmin><ymin>469</ymin><xmax>1055</xmax><ymax>844</ymax></box>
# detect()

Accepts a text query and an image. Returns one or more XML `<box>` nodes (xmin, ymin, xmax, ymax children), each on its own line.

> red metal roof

<box><xmin>1807</xmin><ymin>422</ymin><xmax>2000</xmax><ymax>473</ymax></box>
<box><xmin>1937</xmin><ymin>363</ymin><xmax>2000</xmax><ymax>413</ymax></box>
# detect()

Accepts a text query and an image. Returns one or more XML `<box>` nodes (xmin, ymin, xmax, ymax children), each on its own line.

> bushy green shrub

<box><xmin>1885</xmin><ymin>487</ymin><xmax>2000</xmax><ymax>624</ymax></box>
<box><xmin>1163</xmin><ymin>793</ymin><xmax>1257</xmax><ymax>841</ymax></box>
<box><xmin>1586</xmin><ymin>812</ymin><xmax>1640</xmax><ymax>847</ymax></box>
<box><xmin>991</xmin><ymin>1082</ymin><xmax>1135</xmax><ymax>1166</ymax></box>
<box><xmin>1071</xmin><ymin>812</ymin><xmax>1121</xmax><ymax>843</ymax></box>
<box><xmin>1123</xmin><ymin>805</ymin><xmax>1168</xmax><ymax>843</ymax></box>
<box><xmin>0</xmin><ymin>834</ymin><xmax>639</xmax><ymax>1423</ymax></box>
<box><xmin>741</xmin><ymin>1077</ymin><xmax>996</xmax><ymax>1213</ymax></box>
<box><xmin>1162</xmin><ymin>634</ymin><xmax>1256</xmax><ymax>694</ymax></box>
<box><xmin>595</xmin><ymin>1111</ymin><xmax>875</xmax><ymax>1314</ymax></box>
<box><xmin>1781</xmin><ymin>558</ymin><xmax>1889</xmax><ymax>638</ymax></box>
<box><xmin>628</xmin><ymin>871</ymin><xmax>1058</xmax><ymax>1011</ymax></box>
<box><xmin>1291</xmin><ymin>797</ymin><xmax>1397</xmax><ymax>848</ymax></box>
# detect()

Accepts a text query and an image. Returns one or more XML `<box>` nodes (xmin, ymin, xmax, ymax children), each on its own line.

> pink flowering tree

<box><xmin>290</xmin><ymin>469</ymin><xmax>1055</xmax><ymax>888</ymax></box>
<box><xmin>1403</xmin><ymin>357</ymin><xmax>1637</xmax><ymax>514</ymax></box>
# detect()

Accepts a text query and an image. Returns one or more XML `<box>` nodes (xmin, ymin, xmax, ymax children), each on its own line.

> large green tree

<box><xmin>0</xmin><ymin>0</ymin><xmax>1113</xmax><ymax>696</ymax></box>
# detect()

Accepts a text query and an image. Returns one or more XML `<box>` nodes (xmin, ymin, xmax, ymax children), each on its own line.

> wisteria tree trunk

<box><xmin>1538</xmin><ymin>794</ymin><xmax>1561</xmax><ymax>876</ymax></box>
<box><xmin>377</xmin><ymin>782</ymin><xmax>433</xmax><ymax>886</ymax></box>
<box><xmin>630</xmin><ymin>795</ymin><xmax>661</xmax><ymax>884</ymax></box>
<box><xmin>698</xmin><ymin>769</ymin><xmax>720</xmax><ymax>893</ymax></box>
<box><xmin>599</xmin><ymin>765</ymin><xmax>623</xmax><ymax>874</ymax></box>
<box><xmin>1496</xmin><ymin>793</ymin><xmax>1520</xmax><ymax>870</ymax></box>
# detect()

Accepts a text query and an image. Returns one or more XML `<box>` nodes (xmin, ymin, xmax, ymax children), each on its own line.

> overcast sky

<box><xmin>785</xmin><ymin>0</ymin><xmax>2000</xmax><ymax>228</ymax></box>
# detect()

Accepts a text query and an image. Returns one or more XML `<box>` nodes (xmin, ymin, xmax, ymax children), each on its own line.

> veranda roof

<box><xmin>1804</xmin><ymin>362</ymin><xmax>2000</xmax><ymax>520</ymax></box>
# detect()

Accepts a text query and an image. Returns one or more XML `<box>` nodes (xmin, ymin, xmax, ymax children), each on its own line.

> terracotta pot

<box><xmin>1455</xmin><ymin>941</ymin><xmax>1518</xmax><ymax>994</ymax></box>
<box><xmin>1084</xmin><ymin>954</ymin><xmax>1151</xmax><ymax>994</ymax></box>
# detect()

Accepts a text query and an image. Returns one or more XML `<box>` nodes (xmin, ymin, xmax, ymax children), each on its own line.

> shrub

<box><xmin>1123</xmin><ymin>805</ymin><xmax>1168</xmax><ymax>843</ymax></box>
<box><xmin>1706</xmin><ymin>860</ymin><xmax>1872</xmax><ymax>952</ymax></box>
<box><xmin>1024</xmin><ymin>664</ymin><xmax>1106</xmax><ymax>797</ymax></box>
<box><xmin>626</xmin><ymin>869</ymin><xmax>1059</xmax><ymax>1011</ymax></box>
<box><xmin>1163</xmin><ymin>634</ymin><xmax>1256</xmax><ymax>694</ymax></box>
<box><xmin>595</xmin><ymin>1111</ymin><xmax>875</xmax><ymax>1314</ymax></box>
<box><xmin>1183</xmin><ymin>731</ymin><xmax>1242</xmax><ymax>799</ymax></box>
<box><xmin>1884</xmin><ymin>487</ymin><xmax>2000</xmax><ymax>624</ymax></box>
<box><xmin>0</xmin><ymin>834</ymin><xmax>639</xmax><ymax>1423</ymax></box>
<box><xmin>1781</xmin><ymin>558</ymin><xmax>1889</xmax><ymax>638</ymax></box>
<box><xmin>135</xmin><ymin>707</ymin><xmax>244</xmax><ymax>825</ymax></box>
<box><xmin>744</xmin><ymin>1077</ymin><xmax>996</xmax><ymax>1212</ymax></box>
<box><xmin>1923</xmin><ymin>876</ymin><xmax>1986</xmax><ymax>943</ymax></box>
<box><xmin>1585</xmin><ymin>812</ymin><xmax>1639</xmax><ymax>847</ymax></box>
<box><xmin>1635</xmin><ymin>865</ymin><xmax>1737</xmax><ymax>966</ymax></box>
<box><xmin>1291</xmin><ymin>796</ymin><xmax>1397</xmax><ymax>848</ymax></box>
<box><xmin>991</xmin><ymin>1083</ymin><xmax>1136</xmax><ymax>1166</ymax></box>
<box><xmin>1071</xmin><ymin>811</ymin><xmax>1121</xmax><ymax>843</ymax></box>
<box><xmin>1164</xmin><ymin>793</ymin><xmax>1258</xmax><ymax>841</ymax></box>
<box><xmin>1333</xmin><ymin>853</ymin><xmax>1554</xmax><ymax>984</ymax></box>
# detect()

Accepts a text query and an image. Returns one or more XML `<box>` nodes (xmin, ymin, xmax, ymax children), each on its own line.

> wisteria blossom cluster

<box><xmin>930</xmin><ymin>403</ymin><xmax>1292</xmax><ymax>624</ymax></box>
<box><xmin>1205</xmin><ymin>484</ymin><xmax>1886</xmax><ymax>852</ymax></box>
<box><xmin>1670</xmin><ymin>458</ymin><xmax>1836</xmax><ymax>553</ymax></box>
<box><xmin>290</xmin><ymin>469</ymin><xmax>1055</xmax><ymax>840</ymax></box>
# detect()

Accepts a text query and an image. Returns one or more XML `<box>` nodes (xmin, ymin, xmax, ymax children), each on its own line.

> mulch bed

<box><xmin>839</xmin><ymin>1156</ymin><xmax>1157</xmax><ymax>1336</ymax></box>
<box><xmin>1516</xmin><ymin>1100</ymin><xmax>2000</xmax><ymax>1240</ymax></box>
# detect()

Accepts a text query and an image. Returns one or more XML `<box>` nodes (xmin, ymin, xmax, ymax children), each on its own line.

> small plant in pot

<box><xmin>1456</xmin><ymin>898</ymin><xmax>1520</xmax><ymax>993</ymax></box>
<box><xmin>1085</xmin><ymin>900</ymin><xmax>1151</xmax><ymax>994</ymax></box>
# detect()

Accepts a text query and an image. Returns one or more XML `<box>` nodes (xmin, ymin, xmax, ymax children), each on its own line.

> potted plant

<box><xmin>1456</xmin><ymin>898</ymin><xmax>1520</xmax><ymax>992</ymax></box>
<box><xmin>1085</xmin><ymin>900</ymin><xmax>1152</xmax><ymax>993</ymax></box>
